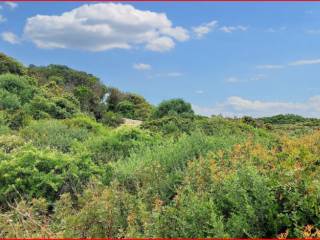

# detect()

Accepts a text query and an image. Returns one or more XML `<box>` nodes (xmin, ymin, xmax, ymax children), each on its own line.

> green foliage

<box><xmin>21</xmin><ymin>119</ymin><xmax>90</xmax><ymax>152</ymax></box>
<box><xmin>151</xmin><ymin>191</ymin><xmax>227</xmax><ymax>238</ymax></box>
<box><xmin>260</xmin><ymin>114</ymin><xmax>309</xmax><ymax>125</ymax></box>
<box><xmin>0</xmin><ymin>146</ymin><xmax>101</xmax><ymax>203</ymax></box>
<box><xmin>142</xmin><ymin>115</ymin><xmax>196</xmax><ymax>136</ymax></box>
<box><xmin>0</xmin><ymin>89</ymin><xmax>21</xmax><ymax>110</ymax></box>
<box><xmin>98</xmin><ymin>111</ymin><xmax>124</xmax><ymax>127</ymax></box>
<box><xmin>8</xmin><ymin>110</ymin><xmax>32</xmax><ymax>130</ymax></box>
<box><xmin>0</xmin><ymin>74</ymin><xmax>37</xmax><ymax>105</ymax></box>
<box><xmin>106</xmin><ymin>89</ymin><xmax>153</xmax><ymax>120</ymax></box>
<box><xmin>213</xmin><ymin>166</ymin><xmax>278</xmax><ymax>237</ymax></box>
<box><xmin>154</xmin><ymin>98</ymin><xmax>194</xmax><ymax>118</ymax></box>
<box><xmin>60</xmin><ymin>182</ymin><xmax>131</xmax><ymax>238</ymax></box>
<box><xmin>26</xmin><ymin>95</ymin><xmax>79</xmax><ymax>120</ymax></box>
<box><xmin>87</xmin><ymin>127</ymin><xmax>159</xmax><ymax>164</ymax></box>
<box><xmin>116</xmin><ymin>100</ymin><xmax>135</xmax><ymax>118</ymax></box>
<box><xmin>0</xmin><ymin>53</ymin><xmax>26</xmax><ymax>75</ymax></box>
<box><xmin>1</xmin><ymin>52</ymin><xmax>320</xmax><ymax>238</ymax></box>
<box><xmin>27</xmin><ymin>64</ymin><xmax>107</xmax><ymax>117</ymax></box>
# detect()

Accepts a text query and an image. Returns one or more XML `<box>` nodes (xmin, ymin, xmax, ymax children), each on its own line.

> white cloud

<box><xmin>193</xmin><ymin>96</ymin><xmax>320</xmax><ymax>117</ymax></box>
<box><xmin>24</xmin><ymin>3</ymin><xmax>189</xmax><ymax>52</ymax></box>
<box><xmin>1</xmin><ymin>31</ymin><xmax>20</xmax><ymax>44</ymax></box>
<box><xmin>256</xmin><ymin>64</ymin><xmax>284</xmax><ymax>69</ymax></box>
<box><xmin>289</xmin><ymin>59</ymin><xmax>320</xmax><ymax>66</ymax></box>
<box><xmin>133</xmin><ymin>63</ymin><xmax>151</xmax><ymax>70</ymax></box>
<box><xmin>219</xmin><ymin>25</ymin><xmax>248</xmax><ymax>33</ymax></box>
<box><xmin>0</xmin><ymin>5</ymin><xmax>3</xmax><ymax>10</ymax></box>
<box><xmin>0</xmin><ymin>14</ymin><xmax>6</xmax><ymax>23</ymax></box>
<box><xmin>145</xmin><ymin>36</ymin><xmax>175</xmax><ymax>52</ymax></box>
<box><xmin>192</xmin><ymin>20</ymin><xmax>218</xmax><ymax>38</ymax></box>
<box><xmin>5</xmin><ymin>2</ymin><xmax>18</xmax><ymax>9</ymax></box>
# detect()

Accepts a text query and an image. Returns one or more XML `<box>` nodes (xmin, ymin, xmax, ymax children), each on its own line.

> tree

<box><xmin>105</xmin><ymin>88</ymin><xmax>126</xmax><ymax>111</ymax></box>
<box><xmin>154</xmin><ymin>98</ymin><xmax>194</xmax><ymax>118</ymax></box>
<box><xmin>116</xmin><ymin>100</ymin><xmax>135</xmax><ymax>119</ymax></box>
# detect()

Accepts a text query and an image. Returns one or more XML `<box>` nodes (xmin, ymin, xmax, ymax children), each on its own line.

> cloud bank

<box><xmin>193</xmin><ymin>96</ymin><xmax>320</xmax><ymax>117</ymax></box>
<box><xmin>24</xmin><ymin>3</ymin><xmax>189</xmax><ymax>52</ymax></box>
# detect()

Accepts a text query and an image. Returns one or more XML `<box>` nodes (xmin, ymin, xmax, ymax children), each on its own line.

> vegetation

<box><xmin>0</xmin><ymin>53</ymin><xmax>320</xmax><ymax>238</ymax></box>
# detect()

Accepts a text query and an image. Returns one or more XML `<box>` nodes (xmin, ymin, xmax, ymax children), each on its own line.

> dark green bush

<box><xmin>0</xmin><ymin>146</ymin><xmax>101</xmax><ymax>204</ymax></box>
<box><xmin>21</xmin><ymin>119</ymin><xmax>90</xmax><ymax>152</ymax></box>
<box><xmin>0</xmin><ymin>53</ymin><xmax>26</xmax><ymax>75</ymax></box>
<box><xmin>153</xmin><ymin>98</ymin><xmax>194</xmax><ymax>118</ymax></box>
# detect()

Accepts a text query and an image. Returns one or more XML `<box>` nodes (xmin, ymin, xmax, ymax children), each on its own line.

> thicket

<box><xmin>0</xmin><ymin>53</ymin><xmax>320</xmax><ymax>238</ymax></box>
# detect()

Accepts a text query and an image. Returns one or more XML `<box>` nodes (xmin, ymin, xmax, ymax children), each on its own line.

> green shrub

<box><xmin>87</xmin><ymin>127</ymin><xmax>158</xmax><ymax>164</ymax></box>
<box><xmin>0</xmin><ymin>74</ymin><xmax>37</xmax><ymax>103</ymax></box>
<box><xmin>149</xmin><ymin>191</ymin><xmax>227</xmax><ymax>238</ymax></box>
<box><xmin>142</xmin><ymin>115</ymin><xmax>196</xmax><ymax>136</ymax></box>
<box><xmin>0</xmin><ymin>53</ymin><xmax>26</xmax><ymax>75</ymax></box>
<box><xmin>21</xmin><ymin>120</ymin><xmax>90</xmax><ymax>152</ymax></box>
<box><xmin>0</xmin><ymin>146</ymin><xmax>101</xmax><ymax>203</ymax></box>
<box><xmin>116</xmin><ymin>100</ymin><xmax>135</xmax><ymax>119</ymax></box>
<box><xmin>98</xmin><ymin>111</ymin><xmax>124</xmax><ymax>127</ymax></box>
<box><xmin>0</xmin><ymin>89</ymin><xmax>21</xmax><ymax>111</ymax></box>
<box><xmin>153</xmin><ymin>98</ymin><xmax>194</xmax><ymax>118</ymax></box>
<box><xmin>212</xmin><ymin>166</ymin><xmax>278</xmax><ymax>237</ymax></box>
<box><xmin>60</xmin><ymin>182</ymin><xmax>131</xmax><ymax>238</ymax></box>
<box><xmin>8</xmin><ymin>110</ymin><xmax>32</xmax><ymax>130</ymax></box>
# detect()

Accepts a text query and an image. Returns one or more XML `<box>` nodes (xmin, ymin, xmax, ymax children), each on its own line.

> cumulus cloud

<box><xmin>289</xmin><ymin>59</ymin><xmax>320</xmax><ymax>66</ymax></box>
<box><xmin>5</xmin><ymin>2</ymin><xmax>18</xmax><ymax>9</ymax></box>
<box><xmin>1</xmin><ymin>31</ymin><xmax>20</xmax><ymax>44</ymax></box>
<box><xmin>192</xmin><ymin>20</ymin><xmax>218</xmax><ymax>38</ymax></box>
<box><xmin>219</xmin><ymin>25</ymin><xmax>248</xmax><ymax>33</ymax></box>
<box><xmin>133</xmin><ymin>63</ymin><xmax>151</xmax><ymax>70</ymax></box>
<box><xmin>24</xmin><ymin>3</ymin><xmax>189</xmax><ymax>52</ymax></box>
<box><xmin>193</xmin><ymin>96</ymin><xmax>320</xmax><ymax>117</ymax></box>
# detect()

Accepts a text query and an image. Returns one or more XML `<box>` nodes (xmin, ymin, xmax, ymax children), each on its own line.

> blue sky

<box><xmin>1</xmin><ymin>2</ymin><xmax>320</xmax><ymax>117</ymax></box>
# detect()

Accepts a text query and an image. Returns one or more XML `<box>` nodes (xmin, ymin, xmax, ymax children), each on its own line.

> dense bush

<box><xmin>0</xmin><ymin>146</ymin><xmax>101</xmax><ymax>204</ymax></box>
<box><xmin>142</xmin><ymin>115</ymin><xmax>196</xmax><ymax>136</ymax></box>
<box><xmin>153</xmin><ymin>98</ymin><xmax>194</xmax><ymax>118</ymax></box>
<box><xmin>0</xmin><ymin>53</ymin><xmax>26</xmax><ymax>75</ymax></box>
<box><xmin>1</xmin><ymin>52</ymin><xmax>320</xmax><ymax>238</ymax></box>
<box><xmin>98</xmin><ymin>111</ymin><xmax>124</xmax><ymax>127</ymax></box>
<box><xmin>87</xmin><ymin>127</ymin><xmax>159</xmax><ymax>164</ymax></box>
<box><xmin>0</xmin><ymin>74</ymin><xmax>37</xmax><ymax>105</ymax></box>
<box><xmin>21</xmin><ymin>119</ymin><xmax>90</xmax><ymax>152</ymax></box>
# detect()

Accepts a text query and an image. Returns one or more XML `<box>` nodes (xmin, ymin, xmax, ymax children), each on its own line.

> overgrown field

<box><xmin>1</xmin><ymin>53</ymin><xmax>320</xmax><ymax>238</ymax></box>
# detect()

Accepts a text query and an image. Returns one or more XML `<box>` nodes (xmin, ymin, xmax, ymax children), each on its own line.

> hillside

<box><xmin>0</xmin><ymin>53</ymin><xmax>320</xmax><ymax>238</ymax></box>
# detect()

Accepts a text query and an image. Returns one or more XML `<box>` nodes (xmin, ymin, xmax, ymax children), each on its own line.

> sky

<box><xmin>1</xmin><ymin>2</ymin><xmax>320</xmax><ymax>117</ymax></box>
